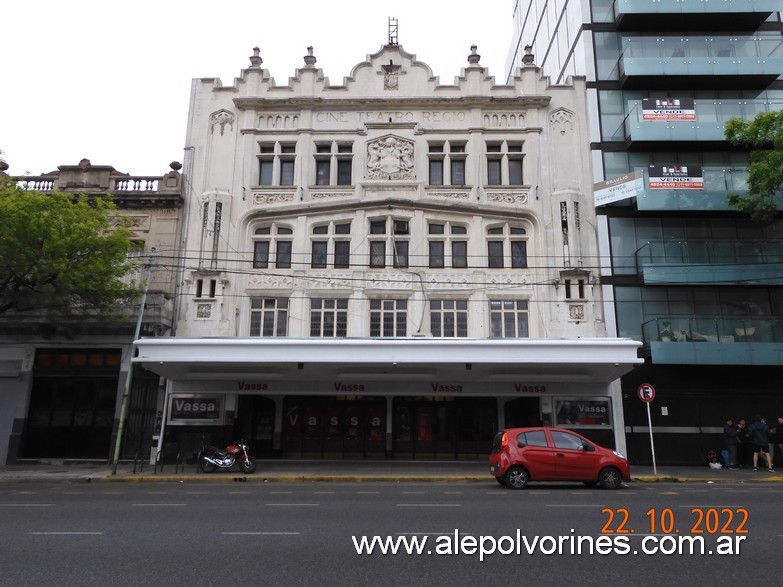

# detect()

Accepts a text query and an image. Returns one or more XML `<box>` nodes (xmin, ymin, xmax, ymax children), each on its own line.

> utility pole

<box><xmin>111</xmin><ymin>248</ymin><xmax>156</xmax><ymax>475</ymax></box>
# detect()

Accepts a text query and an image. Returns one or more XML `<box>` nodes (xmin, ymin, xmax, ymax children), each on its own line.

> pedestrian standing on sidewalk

<box><xmin>775</xmin><ymin>417</ymin><xmax>783</xmax><ymax>467</ymax></box>
<box><xmin>722</xmin><ymin>418</ymin><xmax>738</xmax><ymax>468</ymax></box>
<box><xmin>736</xmin><ymin>418</ymin><xmax>750</xmax><ymax>467</ymax></box>
<box><xmin>748</xmin><ymin>414</ymin><xmax>774</xmax><ymax>472</ymax></box>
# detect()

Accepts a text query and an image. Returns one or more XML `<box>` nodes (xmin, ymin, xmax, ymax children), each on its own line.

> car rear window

<box><xmin>517</xmin><ymin>430</ymin><xmax>547</xmax><ymax>448</ymax></box>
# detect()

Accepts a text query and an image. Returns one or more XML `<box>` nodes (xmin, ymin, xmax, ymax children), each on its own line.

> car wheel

<box><xmin>495</xmin><ymin>477</ymin><xmax>506</xmax><ymax>486</ymax></box>
<box><xmin>598</xmin><ymin>467</ymin><xmax>622</xmax><ymax>490</ymax></box>
<box><xmin>505</xmin><ymin>466</ymin><xmax>528</xmax><ymax>489</ymax></box>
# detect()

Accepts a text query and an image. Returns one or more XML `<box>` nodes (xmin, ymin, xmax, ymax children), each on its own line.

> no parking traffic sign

<box><xmin>637</xmin><ymin>383</ymin><xmax>655</xmax><ymax>403</ymax></box>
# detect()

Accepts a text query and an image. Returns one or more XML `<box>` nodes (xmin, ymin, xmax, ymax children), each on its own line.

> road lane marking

<box><xmin>222</xmin><ymin>532</ymin><xmax>300</xmax><ymax>535</ymax></box>
<box><xmin>396</xmin><ymin>504</ymin><xmax>461</xmax><ymax>507</ymax></box>
<box><xmin>32</xmin><ymin>532</ymin><xmax>104</xmax><ymax>535</ymax></box>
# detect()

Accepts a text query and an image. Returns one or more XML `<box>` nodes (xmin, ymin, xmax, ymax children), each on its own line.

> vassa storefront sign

<box><xmin>168</xmin><ymin>394</ymin><xmax>223</xmax><ymax>425</ymax></box>
<box><xmin>554</xmin><ymin>398</ymin><xmax>611</xmax><ymax>427</ymax></box>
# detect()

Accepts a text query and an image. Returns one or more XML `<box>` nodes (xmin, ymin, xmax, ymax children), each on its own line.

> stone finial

<box><xmin>169</xmin><ymin>161</ymin><xmax>182</xmax><ymax>171</ymax></box>
<box><xmin>522</xmin><ymin>45</ymin><xmax>535</xmax><ymax>66</ymax></box>
<box><xmin>468</xmin><ymin>45</ymin><xmax>481</xmax><ymax>65</ymax></box>
<box><xmin>303</xmin><ymin>46</ymin><xmax>317</xmax><ymax>67</ymax></box>
<box><xmin>78</xmin><ymin>158</ymin><xmax>91</xmax><ymax>171</ymax></box>
<box><xmin>249</xmin><ymin>47</ymin><xmax>263</xmax><ymax>68</ymax></box>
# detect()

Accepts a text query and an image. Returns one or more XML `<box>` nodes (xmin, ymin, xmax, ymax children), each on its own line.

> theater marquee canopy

<box><xmin>133</xmin><ymin>338</ymin><xmax>642</xmax><ymax>385</ymax></box>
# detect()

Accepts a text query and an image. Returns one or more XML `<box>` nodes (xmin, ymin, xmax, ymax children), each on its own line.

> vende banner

<box><xmin>648</xmin><ymin>165</ymin><xmax>704</xmax><ymax>189</ymax></box>
<box><xmin>642</xmin><ymin>98</ymin><xmax>696</xmax><ymax>121</ymax></box>
<box><xmin>593</xmin><ymin>170</ymin><xmax>644</xmax><ymax>206</ymax></box>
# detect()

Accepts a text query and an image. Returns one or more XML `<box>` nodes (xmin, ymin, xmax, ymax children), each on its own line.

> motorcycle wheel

<box><xmin>239</xmin><ymin>460</ymin><xmax>256</xmax><ymax>474</ymax></box>
<box><xmin>200</xmin><ymin>458</ymin><xmax>217</xmax><ymax>473</ymax></box>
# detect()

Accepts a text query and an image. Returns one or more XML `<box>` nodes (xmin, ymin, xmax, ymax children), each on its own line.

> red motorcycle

<box><xmin>199</xmin><ymin>441</ymin><xmax>256</xmax><ymax>474</ymax></box>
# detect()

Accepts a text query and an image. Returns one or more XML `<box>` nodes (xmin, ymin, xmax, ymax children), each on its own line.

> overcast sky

<box><xmin>1</xmin><ymin>1</ymin><xmax>513</xmax><ymax>177</ymax></box>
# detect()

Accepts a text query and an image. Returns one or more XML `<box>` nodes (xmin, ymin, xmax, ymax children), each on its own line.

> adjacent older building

<box><xmin>0</xmin><ymin>159</ymin><xmax>183</xmax><ymax>463</ymax></box>
<box><xmin>133</xmin><ymin>43</ymin><xmax>641</xmax><ymax>460</ymax></box>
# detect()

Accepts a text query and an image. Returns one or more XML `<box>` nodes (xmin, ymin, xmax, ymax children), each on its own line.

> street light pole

<box><xmin>111</xmin><ymin>248</ymin><xmax>156</xmax><ymax>475</ymax></box>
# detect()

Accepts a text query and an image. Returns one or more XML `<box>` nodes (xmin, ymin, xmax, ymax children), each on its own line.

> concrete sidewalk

<box><xmin>0</xmin><ymin>460</ymin><xmax>780</xmax><ymax>484</ymax></box>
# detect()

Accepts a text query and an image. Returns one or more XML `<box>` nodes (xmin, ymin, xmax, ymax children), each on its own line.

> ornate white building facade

<box><xmin>135</xmin><ymin>43</ymin><xmax>641</xmax><ymax>460</ymax></box>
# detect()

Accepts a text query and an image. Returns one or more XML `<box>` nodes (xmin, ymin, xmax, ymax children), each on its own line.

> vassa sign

<box><xmin>169</xmin><ymin>395</ymin><xmax>223</xmax><ymax>425</ymax></box>
<box><xmin>637</xmin><ymin>383</ymin><xmax>655</xmax><ymax>403</ymax></box>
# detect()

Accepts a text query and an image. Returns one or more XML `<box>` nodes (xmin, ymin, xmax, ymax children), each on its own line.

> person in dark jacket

<box><xmin>736</xmin><ymin>418</ymin><xmax>750</xmax><ymax>467</ymax></box>
<box><xmin>722</xmin><ymin>418</ymin><xmax>738</xmax><ymax>468</ymax></box>
<box><xmin>748</xmin><ymin>415</ymin><xmax>774</xmax><ymax>472</ymax></box>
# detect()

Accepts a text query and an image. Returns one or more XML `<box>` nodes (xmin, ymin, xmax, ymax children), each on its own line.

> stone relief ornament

<box><xmin>210</xmin><ymin>110</ymin><xmax>235</xmax><ymax>136</ymax></box>
<box><xmin>549</xmin><ymin>108</ymin><xmax>574</xmax><ymax>135</ymax></box>
<box><xmin>366</xmin><ymin>135</ymin><xmax>415</xmax><ymax>180</ymax></box>
<box><xmin>382</xmin><ymin>63</ymin><xmax>402</xmax><ymax>90</ymax></box>
<box><xmin>569</xmin><ymin>304</ymin><xmax>585</xmax><ymax>321</ymax></box>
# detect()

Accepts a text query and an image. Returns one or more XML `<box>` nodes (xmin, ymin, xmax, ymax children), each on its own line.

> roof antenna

<box><xmin>388</xmin><ymin>17</ymin><xmax>398</xmax><ymax>46</ymax></box>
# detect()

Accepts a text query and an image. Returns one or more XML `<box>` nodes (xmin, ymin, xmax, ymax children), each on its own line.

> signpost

<box><xmin>637</xmin><ymin>383</ymin><xmax>657</xmax><ymax>475</ymax></box>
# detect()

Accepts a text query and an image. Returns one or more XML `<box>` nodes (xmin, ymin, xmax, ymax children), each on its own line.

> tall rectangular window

<box><xmin>370</xmin><ymin>241</ymin><xmax>386</xmax><ymax>268</ymax></box>
<box><xmin>259</xmin><ymin>161</ymin><xmax>273</xmax><ymax>185</ymax></box>
<box><xmin>489</xmin><ymin>300</ymin><xmax>529</xmax><ymax>338</ymax></box>
<box><xmin>488</xmin><ymin>241</ymin><xmax>504</xmax><ymax>268</ymax></box>
<box><xmin>250</xmin><ymin>298</ymin><xmax>289</xmax><ymax>336</ymax></box>
<box><xmin>370</xmin><ymin>299</ymin><xmax>407</xmax><ymax>337</ymax></box>
<box><xmin>334</xmin><ymin>241</ymin><xmax>350</xmax><ymax>268</ymax></box>
<box><xmin>511</xmin><ymin>241</ymin><xmax>527</xmax><ymax>268</ymax></box>
<box><xmin>429</xmin><ymin>159</ymin><xmax>444</xmax><ymax>185</ymax></box>
<box><xmin>275</xmin><ymin>240</ymin><xmax>292</xmax><ymax>268</ymax></box>
<box><xmin>431</xmin><ymin>300</ymin><xmax>468</xmax><ymax>337</ymax></box>
<box><xmin>311</xmin><ymin>241</ymin><xmax>327</xmax><ymax>268</ymax></box>
<box><xmin>280</xmin><ymin>160</ymin><xmax>295</xmax><ymax>186</ymax></box>
<box><xmin>315</xmin><ymin>160</ymin><xmax>330</xmax><ymax>186</ymax></box>
<box><xmin>429</xmin><ymin>241</ymin><xmax>445</xmax><ymax>268</ymax></box>
<box><xmin>253</xmin><ymin>241</ymin><xmax>270</xmax><ymax>268</ymax></box>
<box><xmin>487</xmin><ymin>159</ymin><xmax>502</xmax><ymax>185</ymax></box>
<box><xmin>450</xmin><ymin>159</ymin><xmax>465</xmax><ymax>186</ymax></box>
<box><xmin>337</xmin><ymin>160</ymin><xmax>352</xmax><ymax>185</ymax></box>
<box><xmin>393</xmin><ymin>241</ymin><xmax>409</xmax><ymax>268</ymax></box>
<box><xmin>310</xmin><ymin>298</ymin><xmax>348</xmax><ymax>337</ymax></box>
<box><xmin>452</xmin><ymin>241</ymin><xmax>468</xmax><ymax>268</ymax></box>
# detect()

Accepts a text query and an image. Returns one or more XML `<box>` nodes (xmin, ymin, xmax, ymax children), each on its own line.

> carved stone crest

<box><xmin>366</xmin><ymin>135</ymin><xmax>415</xmax><ymax>180</ymax></box>
<box><xmin>210</xmin><ymin>110</ymin><xmax>235</xmax><ymax>136</ymax></box>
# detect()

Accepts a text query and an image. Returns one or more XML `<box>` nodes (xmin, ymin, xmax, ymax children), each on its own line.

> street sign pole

<box><xmin>637</xmin><ymin>383</ymin><xmax>657</xmax><ymax>475</ymax></box>
<box><xmin>646</xmin><ymin>400</ymin><xmax>657</xmax><ymax>475</ymax></box>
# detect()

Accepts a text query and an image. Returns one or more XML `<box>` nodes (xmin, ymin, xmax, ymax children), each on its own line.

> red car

<box><xmin>489</xmin><ymin>427</ymin><xmax>630</xmax><ymax>489</ymax></box>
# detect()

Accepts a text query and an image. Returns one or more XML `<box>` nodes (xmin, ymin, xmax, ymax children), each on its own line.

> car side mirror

<box><xmin>583</xmin><ymin>443</ymin><xmax>596</xmax><ymax>452</ymax></box>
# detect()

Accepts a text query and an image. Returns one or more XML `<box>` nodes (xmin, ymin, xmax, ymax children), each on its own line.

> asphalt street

<box><xmin>0</xmin><ymin>481</ymin><xmax>778</xmax><ymax>586</ymax></box>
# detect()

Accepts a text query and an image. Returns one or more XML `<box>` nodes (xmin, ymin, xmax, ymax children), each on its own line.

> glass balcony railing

<box><xmin>642</xmin><ymin>316</ymin><xmax>783</xmax><ymax>365</ymax></box>
<box><xmin>643</xmin><ymin>316</ymin><xmax>782</xmax><ymax>343</ymax></box>
<box><xmin>618</xmin><ymin>99</ymin><xmax>783</xmax><ymax>143</ymax></box>
<box><xmin>635</xmin><ymin>239</ymin><xmax>783</xmax><ymax>284</ymax></box>
<box><xmin>615</xmin><ymin>0</ymin><xmax>781</xmax><ymax>17</ymax></box>
<box><xmin>619</xmin><ymin>35</ymin><xmax>783</xmax><ymax>78</ymax></box>
<box><xmin>618</xmin><ymin>165</ymin><xmax>750</xmax><ymax>211</ymax></box>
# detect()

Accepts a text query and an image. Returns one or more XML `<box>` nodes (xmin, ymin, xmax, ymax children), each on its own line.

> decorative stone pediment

<box><xmin>366</xmin><ymin>135</ymin><xmax>415</xmax><ymax>180</ymax></box>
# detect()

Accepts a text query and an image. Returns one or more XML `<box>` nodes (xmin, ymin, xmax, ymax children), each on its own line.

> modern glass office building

<box><xmin>508</xmin><ymin>0</ymin><xmax>783</xmax><ymax>464</ymax></box>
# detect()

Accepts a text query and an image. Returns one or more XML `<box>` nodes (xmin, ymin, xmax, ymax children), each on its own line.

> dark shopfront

<box><xmin>135</xmin><ymin>337</ymin><xmax>643</xmax><ymax>463</ymax></box>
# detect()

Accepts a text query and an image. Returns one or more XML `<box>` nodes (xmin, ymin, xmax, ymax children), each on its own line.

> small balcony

<box><xmin>635</xmin><ymin>239</ymin><xmax>783</xmax><ymax>285</ymax></box>
<box><xmin>618</xmin><ymin>35</ymin><xmax>783</xmax><ymax>88</ymax></box>
<box><xmin>643</xmin><ymin>316</ymin><xmax>783</xmax><ymax>365</ymax></box>
<box><xmin>611</xmin><ymin>0</ymin><xmax>780</xmax><ymax>30</ymax></box>
<box><xmin>619</xmin><ymin>99</ymin><xmax>783</xmax><ymax>145</ymax></box>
